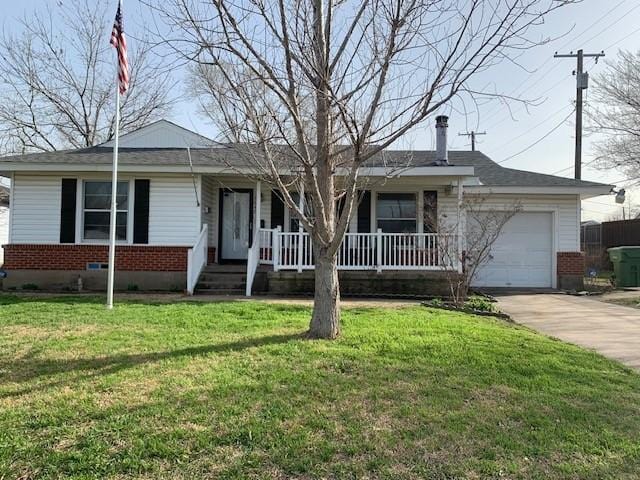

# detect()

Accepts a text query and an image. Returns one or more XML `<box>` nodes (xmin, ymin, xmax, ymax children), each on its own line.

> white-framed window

<box><xmin>82</xmin><ymin>181</ymin><xmax>129</xmax><ymax>241</ymax></box>
<box><xmin>376</xmin><ymin>192</ymin><xmax>417</xmax><ymax>233</ymax></box>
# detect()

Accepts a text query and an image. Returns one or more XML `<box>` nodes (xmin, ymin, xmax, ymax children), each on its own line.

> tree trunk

<box><xmin>308</xmin><ymin>248</ymin><xmax>341</xmax><ymax>339</ymax></box>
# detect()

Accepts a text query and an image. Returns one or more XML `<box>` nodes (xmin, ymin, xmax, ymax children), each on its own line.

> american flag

<box><xmin>110</xmin><ymin>0</ymin><xmax>129</xmax><ymax>95</ymax></box>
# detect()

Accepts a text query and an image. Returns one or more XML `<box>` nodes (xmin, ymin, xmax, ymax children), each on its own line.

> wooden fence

<box><xmin>581</xmin><ymin>219</ymin><xmax>640</xmax><ymax>271</ymax></box>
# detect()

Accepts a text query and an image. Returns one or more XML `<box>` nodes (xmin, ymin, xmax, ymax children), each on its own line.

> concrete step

<box><xmin>195</xmin><ymin>287</ymin><xmax>245</xmax><ymax>295</ymax></box>
<box><xmin>202</xmin><ymin>265</ymin><xmax>247</xmax><ymax>274</ymax></box>
<box><xmin>198</xmin><ymin>273</ymin><xmax>246</xmax><ymax>283</ymax></box>
<box><xmin>197</xmin><ymin>280</ymin><xmax>246</xmax><ymax>290</ymax></box>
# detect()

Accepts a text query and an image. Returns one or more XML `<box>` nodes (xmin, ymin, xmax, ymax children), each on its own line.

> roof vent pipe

<box><xmin>435</xmin><ymin>115</ymin><xmax>449</xmax><ymax>165</ymax></box>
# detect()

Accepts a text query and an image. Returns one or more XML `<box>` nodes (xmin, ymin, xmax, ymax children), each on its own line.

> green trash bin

<box><xmin>608</xmin><ymin>246</ymin><xmax>640</xmax><ymax>287</ymax></box>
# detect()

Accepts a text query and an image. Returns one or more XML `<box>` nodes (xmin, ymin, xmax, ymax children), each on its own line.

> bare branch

<box><xmin>0</xmin><ymin>0</ymin><xmax>176</xmax><ymax>154</ymax></box>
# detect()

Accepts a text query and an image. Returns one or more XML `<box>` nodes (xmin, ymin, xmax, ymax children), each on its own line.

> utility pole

<box><xmin>554</xmin><ymin>49</ymin><xmax>605</xmax><ymax>180</ymax></box>
<box><xmin>458</xmin><ymin>130</ymin><xmax>486</xmax><ymax>151</ymax></box>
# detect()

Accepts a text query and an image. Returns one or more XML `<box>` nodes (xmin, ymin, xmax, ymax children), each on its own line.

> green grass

<box><xmin>1</xmin><ymin>295</ymin><xmax>640</xmax><ymax>479</ymax></box>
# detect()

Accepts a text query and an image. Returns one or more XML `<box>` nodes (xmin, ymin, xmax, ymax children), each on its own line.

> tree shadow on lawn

<box><xmin>0</xmin><ymin>293</ymin><xmax>313</xmax><ymax>314</ymax></box>
<box><xmin>0</xmin><ymin>332</ymin><xmax>303</xmax><ymax>398</ymax></box>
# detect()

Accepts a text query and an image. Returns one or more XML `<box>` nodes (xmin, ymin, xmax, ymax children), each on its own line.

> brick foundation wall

<box><xmin>557</xmin><ymin>251</ymin><xmax>585</xmax><ymax>276</ymax></box>
<box><xmin>2</xmin><ymin>244</ymin><xmax>189</xmax><ymax>271</ymax></box>
<box><xmin>207</xmin><ymin>247</ymin><xmax>217</xmax><ymax>264</ymax></box>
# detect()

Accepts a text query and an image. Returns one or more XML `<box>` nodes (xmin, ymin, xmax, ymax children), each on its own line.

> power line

<box><xmin>482</xmin><ymin>2</ymin><xmax>636</xmax><ymax>132</ymax></box>
<box><xmin>480</xmin><ymin>0</ymin><xmax>630</xmax><ymax>122</ymax></box>
<box><xmin>615</xmin><ymin>177</ymin><xmax>640</xmax><ymax>187</ymax></box>
<box><xmin>486</xmin><ymin>72</ymin><xmax>576</xmax><ymax>130</ymax></box>
<box><xmin>583</xmin><ymin>198</ymin><xmax>617</xmax><ymax>206</ymax></box>
<box><xmin>578</xmin><ymin>2</ymin><xmax>640</xmax><ymax>48</ymax></box>
<box><xmin>551</xmin><ymin>157</ymin><xmax>598</xmax><ymax>175</ymax></box>
<box><xmin>603</xmin><ymin>24</ymin><xmax>640</xmax><ymax>51</ymax></box>
<box><xmin>496</xmin><ymin>109</ymin><xmax>575</xmax><ymax>165</ymax></box>
<box><xmin>489</xmin><ymin>103</ymin><xmax>573</xmax><ymax>154</ymax></box>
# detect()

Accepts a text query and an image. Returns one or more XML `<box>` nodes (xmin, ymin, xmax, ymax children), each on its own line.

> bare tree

<box><xmin>155</xmin><ymin>0</ymin><xmax>575</xmax><ymax>339</ymax></box>
<box><xmin>0</xmin><ymin>0</ymin><xmax>176</xmax><ymax>154</ymax></box>
<box><xmin>588</xmin><ymin>50</ymin><xmax>640</xmax><ymax>180</ymax></box>
<box><xmin>437</xmin><ymin>197</ymin><xmax>521</xmax><ymax>305</ymax></box>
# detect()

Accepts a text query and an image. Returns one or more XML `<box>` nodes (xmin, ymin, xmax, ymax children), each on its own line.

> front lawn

<box><xmin>1</xmin><ymin>295</ymin><xmax>639</xmax><ymax>479</ymax></box>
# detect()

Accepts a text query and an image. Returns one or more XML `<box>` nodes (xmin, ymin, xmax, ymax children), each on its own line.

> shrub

<box><xmin>465</xmin><ymin>295</ymin><xmax>495</xmax><ymax>312</ymax></box>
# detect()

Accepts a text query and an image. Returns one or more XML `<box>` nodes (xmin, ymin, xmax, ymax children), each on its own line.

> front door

<box><xmin>220</xmin><ymin>189</ymin><xmax>252</xmax><ymax>261</ymax></box>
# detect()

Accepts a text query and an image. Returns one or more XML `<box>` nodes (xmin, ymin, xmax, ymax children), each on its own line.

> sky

<box><xmin>3</xmin><ymin>0</ymin><xmax>640</xmax><ymax>221</ymax></box>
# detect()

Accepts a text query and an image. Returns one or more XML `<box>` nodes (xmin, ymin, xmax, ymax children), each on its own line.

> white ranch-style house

<box><xmin>0</xmin><ymin>118</ymin><xmax>610</xmax><ymax>296</ymax></box>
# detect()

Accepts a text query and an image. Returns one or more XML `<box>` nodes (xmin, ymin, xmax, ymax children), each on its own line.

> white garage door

<box><xmin>472</xmin><ymin>212</ymin><xmax>553</xmax><ymax>288</ymax></box>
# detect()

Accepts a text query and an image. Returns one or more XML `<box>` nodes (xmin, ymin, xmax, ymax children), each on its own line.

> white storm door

<box><xmin>221</xmin><ymin>191</ymin><xmax>251</xmax><ymax>260</ymax></box>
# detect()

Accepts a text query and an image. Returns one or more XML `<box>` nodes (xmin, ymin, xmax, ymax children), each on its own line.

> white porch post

<box><xmin>297</xmin><ymin>184</ymin><xmax>304</xmax><ymax>273</ymax></box>
<box><xmin>376</xmin><ymin>228</ymin><xmax>383</xmax><ymax>273</ymax></box>
<box><xmin>273</xmin><ymin>226</ymin><xmax>282</xmax><ymax>271</ymax></box>
<box><xmin>456</xmin><ymin>177</ymin><xmax>465</xmax><ymax>274</ymax></box>
<box><xmin>245</xmin><ymin>180</ymin><xmax>262</xmax><ymax>297</ymax></box>
<box><xmin>254</xmin><ymin>181</ymin><xmax>261</xmax><ymax>246</ymax></box>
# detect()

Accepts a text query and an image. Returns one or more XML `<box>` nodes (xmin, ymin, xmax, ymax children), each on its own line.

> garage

<box><xmin>472</xmin><ymin>212</ymin><xmax>553</xmax><ymax>288</ymax></box>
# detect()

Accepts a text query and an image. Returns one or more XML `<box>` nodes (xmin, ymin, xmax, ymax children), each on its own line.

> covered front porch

<box><xmin>186</xmin><ymin>172</ymin><xmax>470</xmax><ymax>296</ymax></box>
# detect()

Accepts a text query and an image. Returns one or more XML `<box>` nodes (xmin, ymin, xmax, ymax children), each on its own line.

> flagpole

<box><xmin>107</xmin><ymin>79</ymin><xmax>120</xmax><ymax>309</ymax></box>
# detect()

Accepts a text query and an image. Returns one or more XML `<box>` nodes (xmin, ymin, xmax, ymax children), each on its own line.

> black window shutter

<box><xmin>423</xmin><ymin>190</ymin><xmax>438</xmax><ymax>233</ymax></box>
<box><xmin>336</xmin><ymin>195</ymin><xmax>345</xmax><ymax>228</ymax></box>
<box><xmin>271</xmin><ymin>189</ymin><xmax>285</xmax><ymax>229</ymax></box>
<box><xmin>133</xmin><ymin>180</ymin><xmax>150</xmax><ymax>244</ymax></box>
<box><xmin>60</xmin><ymin>179</ymin><xmax>77</xmax><ymax>243</ymax></box>
<box><xmin>357</xmin><ymin>190</ymin><xmax>371</xmax><ymax>233</ymax></box>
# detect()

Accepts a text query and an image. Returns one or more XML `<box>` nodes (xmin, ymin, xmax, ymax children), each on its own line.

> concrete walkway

<box><xmin>497</xmin><ymin>293</ymin><xmax>640</xmax><ymax>370</ymax></box>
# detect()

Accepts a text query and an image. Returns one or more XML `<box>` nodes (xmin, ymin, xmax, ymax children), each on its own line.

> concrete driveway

<box><xmin>496</xmin><ymin>293</ymin><xmax>640</xmax><ymax>370</ymax></box>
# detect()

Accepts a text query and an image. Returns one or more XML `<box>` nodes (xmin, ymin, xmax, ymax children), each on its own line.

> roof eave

<box><xmin>463</xmin><ymin>185</ymin><xmax>613</xmax><ymax>197</ymax></box>
<box><xmin>354</xmin><ymin>166</ymin><xmax>475</xmax><ymax>177</ymax></box>
<box><xmin>0</xmin><ymin>162</ymin><xmax>476</xmax><ymax>177</ymax></box>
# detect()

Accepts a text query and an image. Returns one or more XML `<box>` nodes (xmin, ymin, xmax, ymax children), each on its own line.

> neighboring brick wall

<box><xmin>2</xmin><ymin>244</ymin><xmax>189</xmax><ymax>271</ymax></box>
<box><xmin>557</xmin><ymin>251</ymin><xmax>585</xmax><ymax>276</ymax></box>
<box><xmin>207</xmin><ymin>247</ymin><xmax>217</xmax><ymax>264</ymax></box>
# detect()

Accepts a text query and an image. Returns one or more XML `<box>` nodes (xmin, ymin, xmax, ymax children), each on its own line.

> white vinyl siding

<box><xmin>9</xmin><ymin>174</ymin><xmax>204</xmax><ymax>246</ymax></box>
<box><xmin>148</xmin><ymin>176</ymin><xmax>201</xmax><ymax>245</ymax></box>
<box><xmin>439</xmin><ymin>193</ymin><xmax>581</xmax><ymax>251</ymax></box>
<box><xmin>101</xmin><ymin>120</ymin><xmax>215</xmax><ymax>149</ymax></box>
<box><xmin>10</xmin><ymin>174</ymin><xmax>61</xmax><ymax>243</ymax></box>
<box><xmin>201</xmin><ymin>175</ymin><xmax>218</xmax><ymax>249</ymax></box>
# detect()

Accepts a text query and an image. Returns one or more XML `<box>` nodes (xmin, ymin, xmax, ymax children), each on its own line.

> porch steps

<box><xmin>194</xmin><ymin>266</ymin><xmax>247</xmax><ymax>295</ymax></box>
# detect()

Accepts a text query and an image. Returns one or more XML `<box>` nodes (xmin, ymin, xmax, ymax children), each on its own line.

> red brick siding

<box><xmin>557</xmin><ymin>251</ymin><xmax>584</xmax><ymax>276</ymax></box>
<box><xmin>2</xmin><ymin>244</ymin><xmax>188</xmax><ymax>271</ymax></box>
<box><xmin>207</xmin><ymin>247</ymin><xmax>217</xmax><ymax>264</ymax></box>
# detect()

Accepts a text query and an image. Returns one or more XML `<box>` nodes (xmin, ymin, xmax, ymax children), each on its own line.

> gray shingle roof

<box><xmin>0</xmin><ymin>146</ymin><xmax>610</xmax><ymax>189</ymax></box>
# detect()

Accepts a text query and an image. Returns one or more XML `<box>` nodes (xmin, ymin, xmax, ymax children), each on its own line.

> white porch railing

<box><xmin>245</xmin><ymin>228</ymin><xmax>261</xmax><ymax>296</ymax></box>
<box><xmin>257</xmin><ymin>228</ymin><xmax>458</xmax><ymax>272</ymax></box>
<box><xmin>186</xmin><ymin>224</ymin><xmax>208</xmax><ymax>295</ymax></box>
